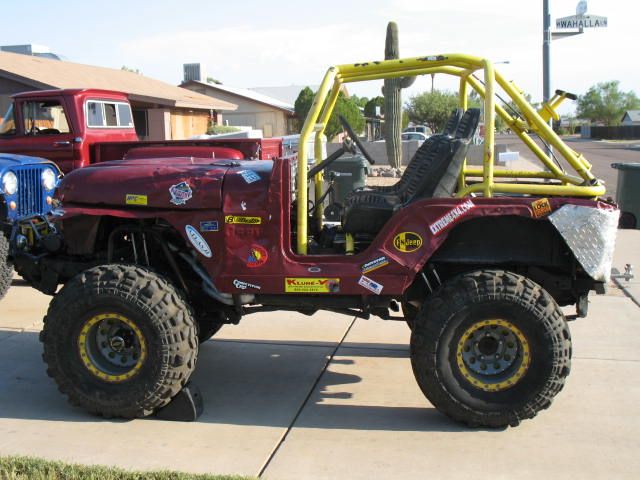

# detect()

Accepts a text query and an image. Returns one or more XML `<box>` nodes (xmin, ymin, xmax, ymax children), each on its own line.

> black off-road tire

<box><xmin>0</xmin><ymin>232</ymin><xmax>13</xmax><ymax>300</ymax></box>
<box><xmin>40</xmin><ymin>264</ymin><xmax>198</xmax><ymax>418</ymax></box>
<box><xmin>410</xmin><ymin>270</ymin><xmax>571</xmax><ymax>428</ymax></box>
<box><xmin>197</xmin><ymin>312</ymin><xmax>224</xmax><ymax>343</ymax></box>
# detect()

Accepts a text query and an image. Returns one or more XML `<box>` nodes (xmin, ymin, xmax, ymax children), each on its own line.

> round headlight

<box><xmin>2</xmin><ymin>171</ymin><xmax>18</xmax><ymax>195</ymax></box>
<box><xmin>41</xmin><ymin>168</ymin><xmax>57</xmax><ymax>191</ymax></box>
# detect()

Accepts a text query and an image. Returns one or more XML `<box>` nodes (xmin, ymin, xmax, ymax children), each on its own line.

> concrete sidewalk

<box><xmin>0</xmin><ymin>231</ymin><xmax>638</xmax><ymax>479</ymax></box>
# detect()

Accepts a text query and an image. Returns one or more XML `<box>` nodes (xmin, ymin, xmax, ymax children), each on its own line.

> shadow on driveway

<box><xmin>0</xmin><ymin>329</ymin><xmax>482</xmax><ymax>433</ymax></box>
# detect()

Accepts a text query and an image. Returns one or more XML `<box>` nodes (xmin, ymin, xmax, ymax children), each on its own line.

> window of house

<box><xmin>86</xmin><ymin>100</ymin><xmax>135</xmax><ymax>128</ymax></box>
<box><xmin>22</xmin><ymin>100</ymin><xmax>71</xmax><ymax>135</ymax></box>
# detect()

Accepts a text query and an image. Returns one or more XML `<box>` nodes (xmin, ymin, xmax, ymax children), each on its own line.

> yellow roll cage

<box><xmin>296</xmin><ymin>54</ymin><xmax>604</xmax><ymax>254</ymax></box>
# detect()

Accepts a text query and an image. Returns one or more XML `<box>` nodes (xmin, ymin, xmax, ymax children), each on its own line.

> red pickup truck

<box><xmin>0</xmin><ymin>88</ymin><xmax>282</xmax><ymax>173</ymax></box>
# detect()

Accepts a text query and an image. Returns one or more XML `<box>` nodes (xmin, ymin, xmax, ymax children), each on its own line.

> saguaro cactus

<box><xmin>383</xmin><ymin>22</ymin><xmax>414</xmax><ymax>169</ymax></box>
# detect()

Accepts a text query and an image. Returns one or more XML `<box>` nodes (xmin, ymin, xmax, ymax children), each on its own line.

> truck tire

<box><xmin>197</xmin><ymin>312</ymin><xmax>224</xmax><ymax>343</ymax></box>
<box><xmin>0</xmin><ymin>232</ymin><xmax>13</xmax><ymax>300</ymax></box>
<box><xmin>40</xmin><ymin>264</ymin><xmax>198</xmax><ymax>418</ymax></box>
<box><xmin>410</xmin><ymin>270</ymin><xmax>571</xmax><ymax>428</ymax></box>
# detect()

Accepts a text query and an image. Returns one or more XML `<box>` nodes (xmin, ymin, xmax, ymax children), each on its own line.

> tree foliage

<box><xmin>206</xmin><ymin>76</ymin><xmax>222</xmax><ymax>85</ymax></box>
<box><xmin>405</xmin><ymin>90</ymin><xmax>461</xmax><ymax>132</ymax></box>
<box><xmin>577</xmin><ymin>81</ymin><xmax>640</xmax><ymax>126</ymax></box>
<box><xmin>350</xmin><ymin>95</ymin><xmax>369</xmax><ymax>109</ymax></box>
<box><xmin>293</xmin><ymin>88</ymin><xmax>365</xmax><ymax>140</ymax></box>
<box><xmin>294</xmin><ymin>87</ymin><xmax>315</xmax><ymax>131</ymax></box>
<box><xmin>364</xmin><ymin>96</ymin><xmax>384</xmax><ymax>118</ymax></box>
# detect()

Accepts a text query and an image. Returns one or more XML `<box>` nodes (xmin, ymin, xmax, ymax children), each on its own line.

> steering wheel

<box><xmin>338</xmin><ymin>115</ymin><xmax>375</xmax><ymax>165</ymax></box>
<box><xmin>307</xmin><ymin>137</ymin><xmax>356</xmax><ymax>179</ymax></box>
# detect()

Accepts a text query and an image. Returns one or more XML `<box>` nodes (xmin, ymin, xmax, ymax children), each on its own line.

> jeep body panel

<box><xmin>54</xmin><ymin>157</ymin><xmax>610</xmax><ymax>297</ymax></box>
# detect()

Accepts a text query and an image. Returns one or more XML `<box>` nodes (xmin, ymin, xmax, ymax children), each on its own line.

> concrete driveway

<box><xmin>0</xmin><ymin>231</ymin><xmax>638</xmax><ymax>479</ymax></box>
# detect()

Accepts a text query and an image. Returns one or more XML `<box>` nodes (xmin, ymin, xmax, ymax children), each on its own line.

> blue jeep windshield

<box><xmin>0</xmin><ymin>104</ymin><xmax>16</xmax><ymax>135</ymax></box>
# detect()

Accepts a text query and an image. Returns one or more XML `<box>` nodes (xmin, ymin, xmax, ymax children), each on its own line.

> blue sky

<box><xmin>3</xmin><ymin>0</ymin><xmax>636</xmax><ymax>114</ymax></box>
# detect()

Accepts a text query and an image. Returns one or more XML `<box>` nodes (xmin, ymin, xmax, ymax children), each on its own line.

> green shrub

<box><xmin>207</xmin><ymin>125</ymin><xmax>241</xmax><ymax>135</ymax></box>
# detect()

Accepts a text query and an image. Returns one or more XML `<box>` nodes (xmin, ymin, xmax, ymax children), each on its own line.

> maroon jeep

<box><xmin>13</xmin><ymin>55</ymin><xmax>618</xmax><ymax>428</ymax></box>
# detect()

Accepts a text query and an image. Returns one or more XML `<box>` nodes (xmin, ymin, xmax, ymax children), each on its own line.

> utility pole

<box><xmin>543</xmin><ymin>0</ymin><xmax>552</xmax><ymax>157</ymax></box>
<box><xmin>543</xmin><ymin>0</ymin><xmax>551</xmax><ymax>109</ymax></box>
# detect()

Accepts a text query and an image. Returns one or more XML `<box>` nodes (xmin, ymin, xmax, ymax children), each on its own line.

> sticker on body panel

<box><xmin>358</xmin><ymin>275</ymin><xmax>383</xmax><ymax>295</ymax></box>
<box><xmin>185</xmin><ymin>225</ymin><xmax>212</xmax><ymax>258</ymax></box>
<box><xmin>361</xmin><ymin>256</ymin><xmax>389</xmax><ymax>273</ymax></box>
<box><xmin>233</xmin><ymin>279</ymin><xmax>261</xmax><ymax>290</ymax></box>
<box><xmin>531</xmin><ymin>198</ymin><xmax>552</xmax><ymax>218</ymax></box>
<box><xmin>429</xmin><ymin>199</ymin><xmax>476</xmax><ymax>236</ymax></box>
<box><xmin>247</xmin><ymin>244</ymin><xmax>268</xmax><ymax>268</ymax></box>
<box><xmin>285</xmin><ymin>278</ymin><xmax>340</xmax><ymax>293</ymax></box>
<box><xmin>239</xmin><ymin>170</ymin><xmax>260</xmax><ymax>184</ymax></box>
<box><xmin>200</xmin><ymin>220</ymin><xmax>219</xmax><ymax>232</ymax></box>
<box><xmin>225</xmin><ymin>215</ymin><xmax>262</xmax><ymax>225</ymax></box>
<box><xmin>393</xmin><ymin>232</ymin><xmax>423</xmax><ymax>253</ymax></box>
<box><xmin>169</xmin><ymin>181</ymin><xmax>193</xmax><ymax>206</ymax></box>
<box><xmin>126</xmin><ymin>194</ymin><xmax>147</xmax><ymax>206</ymax></box>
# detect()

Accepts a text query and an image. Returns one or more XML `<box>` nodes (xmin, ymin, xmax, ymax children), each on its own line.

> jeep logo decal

<box><xmin>393</xmin><ymin>232</ymin><xmax>423</xmax><ymax>253</ymax></box>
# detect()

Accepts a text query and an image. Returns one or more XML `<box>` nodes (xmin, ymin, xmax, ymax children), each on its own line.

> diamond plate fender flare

<box><xmin>548</xmin><ymin>204</ymin><xmax>619</xmax><ymax>283</ymax></box>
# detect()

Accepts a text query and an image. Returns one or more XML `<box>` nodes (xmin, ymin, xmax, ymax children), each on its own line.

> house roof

<box><xmin>622</xmin><ymin>110</ymin><xmax>640</xmax><ymax>122</ymax></box>
<box><xmin>0</xmin><ymin>51</ymin><xmax>237</xmax><ymax>111</ymax></box>
<box><xmin>250</xmin><ymin>84</ymin><xmax>350</xmax><ymax>105</ymax></box>
<box><xmin>181</xmin><ymin>80</ymin><xmax>294</xmax><ymax>113</ymax></box>
<box><xmin>249</xmin><ymin>85</ymin><xmax>319</xmax><ymax>106</ymax></box>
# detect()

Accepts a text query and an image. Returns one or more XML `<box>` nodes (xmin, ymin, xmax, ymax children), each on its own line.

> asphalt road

<box><xmin>497</xmin><ymin>134</ymin><xmax>640</xmax><ymax>199</ymax></box>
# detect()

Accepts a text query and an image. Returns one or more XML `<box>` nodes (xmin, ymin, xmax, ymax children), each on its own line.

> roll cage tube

<box><xmin>296</xmin><ymin>53</ymin><xmax>605</xmax><ymax>254</ymax></box>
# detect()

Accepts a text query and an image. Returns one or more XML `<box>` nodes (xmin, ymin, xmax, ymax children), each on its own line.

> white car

<box><xmin>403</xmin><ymin>125</ymin><xmax>432</xmax><ymax>135</ymax></box>
<box><xmin>401</xmin><ymin>132</ymin><xmax>428</xmax><ymax>142</ymax></box>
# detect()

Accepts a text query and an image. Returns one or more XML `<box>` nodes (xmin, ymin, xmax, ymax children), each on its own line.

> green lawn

<box><xmin>0</xmin><ymin>456</ymin><xmax>253</xmax><ymax>480</ymax></box>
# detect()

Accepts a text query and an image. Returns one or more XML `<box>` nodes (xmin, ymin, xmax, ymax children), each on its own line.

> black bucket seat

<box><xmin>342</xmin><ymin>108</ymin><xmax>481</xmax><ymax>234</ymax></box>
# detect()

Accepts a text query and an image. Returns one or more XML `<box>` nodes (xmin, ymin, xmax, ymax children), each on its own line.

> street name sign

<box><xmin>556</xmin><ymin>15</ymin><xmax>608</xmax><ymax>29</ymax></box>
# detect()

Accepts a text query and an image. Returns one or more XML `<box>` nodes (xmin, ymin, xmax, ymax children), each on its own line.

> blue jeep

<box><xmin>0</xmin><ymin>154</ymin><xmax>61</xmax><ymax>299</ymax></box>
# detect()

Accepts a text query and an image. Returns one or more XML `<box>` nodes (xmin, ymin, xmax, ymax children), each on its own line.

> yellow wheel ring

<box><xmin>455</xmin><ymin>319</ymin><xmax>530</xmax><ymax>392</ymax></box>
<box><xmin>78</xmin><ymin>313</ymin><xmax>147</xmax><ymax>383</ymax></box>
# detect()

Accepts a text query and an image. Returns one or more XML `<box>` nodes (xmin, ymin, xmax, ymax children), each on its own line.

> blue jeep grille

<box><xmin>16</xmin><ymin>168</ymin><xmax>44</xmax><ymax>218</ymax></box>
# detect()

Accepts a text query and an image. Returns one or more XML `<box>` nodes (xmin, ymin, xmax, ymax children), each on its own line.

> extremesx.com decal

<box><xmin>429</xmin><ymin>199</ymin><xmax>476</xmax><ymax>236</ymax></box>
<box><xmin>246</xmin><ymin>244</ymin><xmax>268</xmax><ymax>268</ymax></box>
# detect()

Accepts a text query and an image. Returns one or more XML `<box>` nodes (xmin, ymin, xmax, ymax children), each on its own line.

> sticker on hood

<box><xmin>239</xmin><ymin>170</ymin><xmax>260</xmax><ymax>184</ymax></box>
<box><xmin>169</xmin><ymin>181</ymin><xmax>193</xmax><ymax>206</ymax></box>
<box><xmin>185</xmin><ymin>225</ymin><xmax>212</xmax><ymax>258</ymax></box>
<box><xmin>429</xmin><ymin>199</ymin><xmax>476</xmax><ymax>236</ymax></box>
<box><xmin>126</xmin><ymin>194</ymin><xmax>147</xmax><ymax>206</ymax></box>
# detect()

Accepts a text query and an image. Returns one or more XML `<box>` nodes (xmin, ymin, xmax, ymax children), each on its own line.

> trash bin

<box><xmin>326</xmin><ymin>154</ymin><xmax>371</xmax><ymax>205</ymax></box>
<box><xmin>612</xmin><ymin>163</ymin><xmax>640</xmax><ymax>229</ymax></box>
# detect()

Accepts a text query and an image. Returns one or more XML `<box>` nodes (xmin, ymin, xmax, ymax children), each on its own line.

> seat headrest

<box><xmin>443</xmin><ymin>108</ymin><xmax>464</xmax><ymax>136</ymax></box>
<box><xmin>455</xmin><ymin>108</ymin><xmax>481</xmax><ymax>140</ymax></box>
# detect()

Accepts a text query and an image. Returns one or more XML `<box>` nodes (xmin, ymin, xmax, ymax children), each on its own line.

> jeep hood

<box><xmin>57</xmin><ymin>157</ymin><xmax>232</xmax><ymax>209</ymax></box>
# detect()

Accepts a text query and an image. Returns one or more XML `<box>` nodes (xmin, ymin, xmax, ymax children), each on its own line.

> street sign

<box><xmin>556</xmin><ymin>15</ymin><xmax>608</xmax><ymax>29</ymax></box>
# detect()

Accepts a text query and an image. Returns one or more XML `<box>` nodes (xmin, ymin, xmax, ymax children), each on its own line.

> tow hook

<box><xmin>611</xmin><ymin>264</ymin><xmax>634</xmax><ymax>282</ymax></box>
